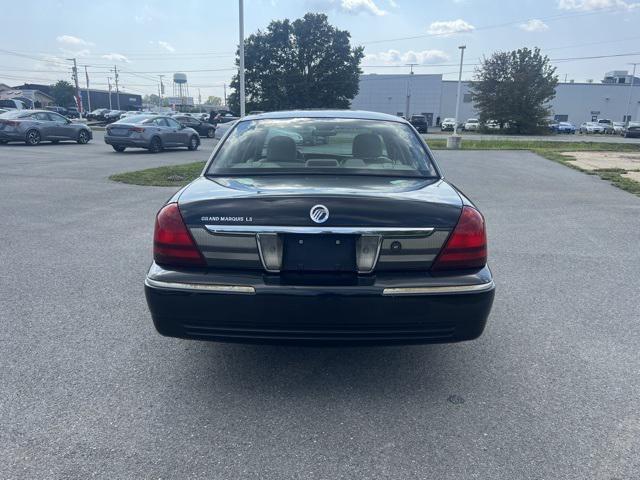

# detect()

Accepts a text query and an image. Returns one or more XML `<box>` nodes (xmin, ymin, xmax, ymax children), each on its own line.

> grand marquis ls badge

<box><xmin>310</xmin><ymin>204</ymin><xmax>329</xmax><ymax>224</ymax></box>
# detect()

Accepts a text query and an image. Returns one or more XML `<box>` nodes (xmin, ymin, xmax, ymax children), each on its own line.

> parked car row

<box><xmin>0</xmin><ymin>110</ymin><xmax>215</xmax><ymax>153</ymax></box>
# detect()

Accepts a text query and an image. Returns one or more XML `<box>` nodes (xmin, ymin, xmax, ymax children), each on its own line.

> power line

<box><xmin>359</xmin><ymin>7</ymin><xmax>627</xmax><ymax>46</ymax></box>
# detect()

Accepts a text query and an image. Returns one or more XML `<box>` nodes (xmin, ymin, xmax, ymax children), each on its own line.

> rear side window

<box><xmin>166</xmin><ymin>118</ymin><xmax>182</xmax><ymax>128</ymax></box>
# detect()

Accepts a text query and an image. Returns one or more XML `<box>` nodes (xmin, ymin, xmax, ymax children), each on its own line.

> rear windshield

<box><xmin>114</xmin><ymin>115</ymin><xmax>153</xmax><ymax>124</ymax></box>
<box><xmin>206</xmin><ymin>118</ymin><xmax>437</xmax><ymax>178</ymax></box>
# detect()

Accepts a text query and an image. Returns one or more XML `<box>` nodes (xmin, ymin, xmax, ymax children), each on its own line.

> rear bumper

<box><xmin>144</xmin><ymin>263</ymin><xmax>495</xmax><ymax>345</ymax></box>
<box><xmin>0</xmin><ymin>131</ymin><xmax>24</xmax><ymax>141</ymax></box>
<box><xmin>104</xmin><ymin>135</ymin><xmax>149</xmax><ymax>147</ymax></box>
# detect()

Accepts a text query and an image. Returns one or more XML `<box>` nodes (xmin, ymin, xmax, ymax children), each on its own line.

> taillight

<box><xmin>431</xmin><ymin>206</ymin><xmax>487</xmax><ymax>271</ymax></box>
<box><xmin>132</xmin><ymin>126</ymin><xmax>145</xmax><ymax>133</ymax></box>
<box><xmin>1</xmin><ymin>120</ymin><xmax>20</xmax><ymax>127</ymax></box>
<box><xmin>153</xmin><ymin>203</ymin><xmax>205</xmax><ymax>267</ymax></box>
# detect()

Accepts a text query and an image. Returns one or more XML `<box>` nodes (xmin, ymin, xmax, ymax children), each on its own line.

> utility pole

<box><xmin>405</xmin><ymin>63</ymin><xmax>417</xmax><ymax>119</ymax></box>
<box><xmin>198</xmin><ymin>88</ymin><xmax>202</xmax><ymax>112</ymax></box>
<box><xmin>67</xmin><ymin>58</ymin><xmax>83</xmax><ymax>115</ymax></box>
<box><xmin>238</xmin><ymin>0</ymin><xmax>246</xmax><ymax>116</ymax></box>
<box><xmin>112</xmin><ymin>65</ymin><xmax>121</xmax><ymax>110</ymax></box>
<box><xmin>223</xmin><ymin>83</ymin><xmax>227</xmax><ymax>107</ymax></box>
<box><xmin>158</xmin><ymin>75</ymin><xmax>164</xmax><ymax>108</ymax></box>
<box><xmin>624</xmin><ymin>63</ymin><xmax>638</xmax><ymax>125</ymax></box>
<box><xmin>107</xmin><ymin>77</ymin><xmax>113</xmax><ymax>109</ymax></box>
<box><xmin>84</xmin><ymin>65</ymin><xmax>91</xmax><ymax>113</ymax></box>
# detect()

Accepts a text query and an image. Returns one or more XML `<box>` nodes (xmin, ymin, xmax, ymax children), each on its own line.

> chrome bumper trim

<box><xmin>205</xmin><ymin>225</ymin><xmax>435</xmax><ymax>236</ymax></box>
<box><xmin>382</xmin><ymin>281</ymin><xmax>495</xmax><ymax>296</ymax></box>
<box><xmin>144</xmin><ymin>277</ymin><xmax>255</xmax><ymax>294</ymax></box>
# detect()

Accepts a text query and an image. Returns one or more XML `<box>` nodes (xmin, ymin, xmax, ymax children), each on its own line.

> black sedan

<box><xmin>624</xmin><ymin>122</ymin><xmax>640</xmax><ymax>138</ymax></box>
<box><xmin>144</xmin><ymin>110</ymin><xmax>494</xmax><ymax>345</ymax></box>
<box><xmin>174</xmin><ymin>115</ymin><xmax>216</xmax><ymax>138</ymax></box>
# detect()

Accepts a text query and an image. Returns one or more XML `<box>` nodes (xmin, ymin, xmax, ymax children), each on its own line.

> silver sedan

<box><xmin>104</xmin><ymin>115</ymin><xmax>200</xmax><ymax>153</ymax></box>
<box><xmin>0</xmin><ymin>110</ymin><xmax>92</xmax><ymax>145</ymax></box>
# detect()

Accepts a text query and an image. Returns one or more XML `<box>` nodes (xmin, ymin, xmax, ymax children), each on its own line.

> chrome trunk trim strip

<box><xmin>205</xmin><ymin>225</ymin><xmax>435</xmax><ymax>236</ymax></box>
<box><xmin>382</xmin><ymin>281</ymin><xmax>495</xmax><ymax>296</ymax></box>
<box><xmin>145</xmin><ymin>277</ymin><xmax>256</xmax><ymax>294</ymax></box>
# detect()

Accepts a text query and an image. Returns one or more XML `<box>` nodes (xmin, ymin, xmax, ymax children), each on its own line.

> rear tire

<box><xmin>148</xmin><ymin>136</ymin><xmax>162</xmax><ymax>153</ymax></box>
<box><xmin>77</xmin><ymin>130</ymin><xmax>90</xmax><ymax>144</ymax></box>
<box><xmin>187</xmin><ymin>135</ymin><xmax>199</xmax><ymax>151</ymax></box>
<box><xmin>206</xmin><ymin>128</ymin><xmax>215</xmax><ymax>138</ymax></box>
<box><xmin>112</xmin><ymin>145</ymin><xmax>126</xmax><ymax>152</ymax></box>
<box><xmin>25</xmin><ymin>129</ymin><xmax>41</xmax><ymax>146</ymax></box>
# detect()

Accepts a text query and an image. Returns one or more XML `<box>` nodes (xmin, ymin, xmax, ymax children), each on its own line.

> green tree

<box><xmin>50</xmin><ymin>80</ymin><xmax>76</xmax><ymax>107</ymax></box>
<box><xmin>143</xmin><ymin>93</ymin><xmax>161</xmax><ymax>106</ymax></box>
<box><xmin>228</xmin><ymin>12</ymin><xmax>364</xmax><ymax>112</ymax></box>
<box><xmin>470</xmin><ymin>47</ymin><xmax>558</xmax><ymax>134</ymax></box>
<box><xmin>205</xmin><ymin>95</ymin><xmax>222</xmax><ymax>106</ymax></box>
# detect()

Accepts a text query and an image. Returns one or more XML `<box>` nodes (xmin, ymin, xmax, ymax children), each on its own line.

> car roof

<box><xmin>242</xmin><ymin>109</ymin><xmax>410</xmax><ymax>124</ymax></box>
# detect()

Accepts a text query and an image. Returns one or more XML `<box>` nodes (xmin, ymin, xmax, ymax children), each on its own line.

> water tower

<box><xmin>172</xmin><ymin>72</ymin><xmax>189</xmax><ymax>101</ymax></box>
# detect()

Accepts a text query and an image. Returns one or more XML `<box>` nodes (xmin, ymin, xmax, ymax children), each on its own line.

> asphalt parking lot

<box><xmin>1</xmin><ymin>134</ymin><xmax>639</xmax><ymax>479</ymax></box>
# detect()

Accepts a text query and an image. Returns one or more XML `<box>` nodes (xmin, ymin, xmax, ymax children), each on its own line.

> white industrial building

<box><xmin>351</xmin><ymin>71</ymin><xmax>640</xmax><ymax>126</ymax></box>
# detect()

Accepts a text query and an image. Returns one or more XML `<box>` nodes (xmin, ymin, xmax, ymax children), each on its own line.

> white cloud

<box><xmin>557</xmin><ymin>0</ymin><xmax>639</xmax><ymax>10</ymax></box>
<box><xmin>308</xmin><ymin>0</ymin><xmax>388</xmax><ymax>16</ymax></box>
<box><xmin>427</xmin><ymin>19</ymin><xmax>475</xmax><ymax>36</ymax></box>
<box><xmin>364</xmin><ymin>49</ymin><xmax>449</xmax><ymax>66</ymax></box>
<box><xmin>519</xmin><ymin>19</ymin><xmax>550</xmax><ymax>31</ymax></box>
<box><xmin>60</xmin><ymin>48</ymin><xmax>91</xmax><ymax>57</ymax></box>
<box><xmin>157</xmin><ymin>41</ymin><xmax>175</xmax><ymax>53</ymax></box>
<box><xmin>101</xmin><ymin>53</ymin><xmax>130</xmax><ymax>63</ymax></box>
<box><xmin>56</xmin><ymin>35</ymin><xmax>94</xmax><ymax>47</ymax></box>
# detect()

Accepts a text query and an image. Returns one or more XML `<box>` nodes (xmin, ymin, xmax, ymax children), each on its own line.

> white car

<box><xmin>464</xmin><ymin>118</ymin><xmax>480</xmax><ymax>131</ymax></box>
<box><xmin>579</xmin><ymin>122</ymin><xmax>605</xmax><ymax>134</ymax></box>
<box><xmin>440</xmin><ymin>118</ymin><xmax>456</xmax><ymax>131</ymax></box>
<box><xmin>612</xmin><ymin>122</ymin><xmax>625</xmax><ymax>135</ymax></box>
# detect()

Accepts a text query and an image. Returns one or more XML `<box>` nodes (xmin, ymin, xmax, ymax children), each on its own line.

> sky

<box><xmin>2</xmin><ymin>0</ymin><xmax>640</xmax><ymax>103</ymax></box>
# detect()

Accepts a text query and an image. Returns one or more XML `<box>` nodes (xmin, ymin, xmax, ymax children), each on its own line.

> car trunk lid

<box><xmin>178</xmin><ymin>176</ymin><xmax>463</xmax><ymax>273</ymax></box>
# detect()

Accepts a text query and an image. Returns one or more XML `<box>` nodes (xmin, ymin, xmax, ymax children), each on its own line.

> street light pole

<box><xmin>404</xmin><ymin>63</ymin><xmax>417</xmax><ymax>119</ymax></box>
<box><xmin>453</xmin><ymin>45</ymin><xmax>466</xmax><ymax>136</ymax></box>
<box><xmin>238</xmin><ymin>0</ymin><xmax>246</xmax><ymax>117</ymax></box>
<box><xmin>624</xmin><ymin>63</ymin><xmax>638</xmax><ymax>125</ymax></box>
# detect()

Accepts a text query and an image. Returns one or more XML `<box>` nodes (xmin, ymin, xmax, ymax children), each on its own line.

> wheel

<box><xmin>206</xmin><ymin>128</ymin><xmax>215</xmax><ymax>138</ymax></box>
<box><xmin>148</xmin><ymin>136</ymin><xmax>162</xmax><ymax>153</ymax></box>
<box><xmin>25</xmin><ymin>129</ymin><xmax>41</xmax><ymax>146</ymax></box>
<box><xmin>112</xmin><ymin>145</ymin><xmax>126</xmax><ymax>152</ymax></box>
<box><xmin>187</xmin><ymin>135</ymin><xmax>200</xmax><ymax>151</ymax></box>
<box><xmin>77</xmin><ymin>130</ymin><xmax>90</xmax><ymax>144</ymax></box>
